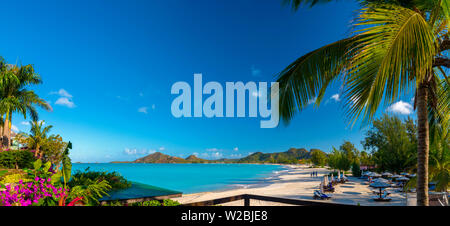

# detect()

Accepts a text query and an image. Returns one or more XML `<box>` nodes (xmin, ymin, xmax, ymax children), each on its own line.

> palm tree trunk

<box><xmin>0</xmin><ymin>114</ymin><xmax>3</xmax><ymax>150</ymax></box>
<box><xmin>416</xmin><ymin>81</ymin><xmax>429</xmax><ymax>206</ymax></box>
<box><xmin>2</xmin><ymin>111</ymin><xmax>10</xmax><ymax>150</ymax></box>
<box><xmin>8</xmin><ymin>113</ymin><xmax>12</xmax><ymax>148</ymax></box>
<box><xmin>35</xmin><ymin>144</ymin><xmax>40</xmax><ymax>158</ymax></box>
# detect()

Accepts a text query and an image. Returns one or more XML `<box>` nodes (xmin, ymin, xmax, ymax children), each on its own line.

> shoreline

<box><xmin>173</xmin><ymin>165</ymin><xmax>409</xmax><ymax>206</ymax></box>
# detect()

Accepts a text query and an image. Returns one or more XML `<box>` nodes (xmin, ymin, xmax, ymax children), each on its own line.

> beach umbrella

<box><xmin>396</xmin><ymin>176</ymin><xmax>410</xmax><ymax>189</ymax></box>
<box><xmin>382</xmin><ymin>172</ymin><xmax>393</xmax><ymax>177</ymax></box>
<box><xmin>369</xmin><ymin>182</ymin><xmax>391</xmax><ymax>199</ymax></box>
<box><xmin>397</xmin><ymin>176</ymin><xmax>409</xmax><ymax>181</ymax></box>
<box><xmin>371</xmin><ymin>172</ymin><xmax>381</xmax><ymax>177</ymax></box>
<box><xmin>373</xmin><ymin>178</ymin><xmax>389</xmax><ymax>183</ymax></box>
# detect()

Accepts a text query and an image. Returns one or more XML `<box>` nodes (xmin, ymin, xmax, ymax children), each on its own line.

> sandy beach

<box><xmin>174</xmin><ymin>165</ymin><xmax>411</xmax><ymax>206</ymax></box>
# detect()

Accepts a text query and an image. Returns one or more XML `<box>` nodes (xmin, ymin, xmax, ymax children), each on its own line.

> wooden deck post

<box><xmin>244</xmin><ymin>195</ymin><xmax>250</xmax><ymax>206</ymax></box>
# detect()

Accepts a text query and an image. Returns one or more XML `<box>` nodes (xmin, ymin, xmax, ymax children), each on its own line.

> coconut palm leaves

<box><xmin>277</xmin><ymin>0</ymin><xmax>448</xmax><ymax>205</ymax></box>
<box><xmin>278</xmin><ymin>4</ymin><xmax>445</xmax><ymax>125</ymax></box>
<box><xmin>278</xmin><ymin>37</ymin><xmax>357</xmax><ymax>124</ymax></box>
<box><xmin>0</xmin><ymin>59</ymin><xmax>51</xmax><ymax>149</ymax></box>
<box><xmin>344</xmin><ymin>5</ymin><xmax>436</xmax><ymax>124</ymax></box>
<box><xmin>19</xmin><ymin>120</ymin><xmax>53</xmax><ymax>158</ymax></box>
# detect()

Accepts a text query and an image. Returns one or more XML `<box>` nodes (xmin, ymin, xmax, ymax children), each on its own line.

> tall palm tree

<box><xmin>18</xmin><ymin>120</ymin><xmax>53</xmax><ymax>158</ymax></box>
<box><xmin>277</xmin><ymin>0</ymin><xmax>449</xmax><ymax>205</ymax></box>
<box><xmin>0</xmin><ymin>57</ymin><xmax>51</xmax><ymax>149</ymax></box>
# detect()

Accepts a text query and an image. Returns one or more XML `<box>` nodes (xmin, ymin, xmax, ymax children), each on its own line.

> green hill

<box><xmin>236</xmin><ymin>148</ymin><xmax>311</xmax><ymax>164</ymax></box>
<box><xmin>134</xmin><ymin>152</ymin><xmax>187</xmax><ymax>163</ymax></box>
<box><xmin>114</xmin><ymin>148</ymin><xmax>318</xmax><ymax>164</ymax></box>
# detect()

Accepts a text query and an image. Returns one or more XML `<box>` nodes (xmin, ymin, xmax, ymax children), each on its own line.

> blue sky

<box><xmin>0</xmin><ymin>0</ymin><xmax>416</xmax><ymax>162</ymax></box>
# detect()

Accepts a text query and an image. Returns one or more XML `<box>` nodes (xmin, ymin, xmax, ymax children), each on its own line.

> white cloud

<box><xmin>197</xmin><ymin>151</ymin><xmax>224</xmax><ymax>160</ymax></box>
<box><xmin>211</xmin><ymin>152</ymin><xmax>223</xmax><ymax>159</ymax></box>
<box><xmin>124</xmin><ymin>148</ymin><xmax>155</xmax><ymax>155</ymax></box>
<box><xmin>251</xmin><ymin>65</ymin><xmax>261</xmax><ymax>77</ymax></box>
<box><xmin>230</xmin><ymin>153</ymin><xmax>242</xmax><ymax>158</ymax></box>
<box><xmin>51</xmin><ymin>89</ymin><xmax>72</xmax><ymax>98</ymax></box>
<box><xmin>138</xmin><ymin>107</ymin><xmax>148</xmax><ymax>114</ymax></box>
<box><xmin>387</xmin><ymin>101</ymin><xmax>413</xmax><ymax>115</ymax></box>
<box><xmin>331</xmin><ymin>94</ymin><xmax>340</xmax><ymax>102</ymax></box>
<box><xmin>55</xmin><ymin>97</ymin><xmax>76</xmax><ymax>108</ymax></box>
<box><xmin>206</xmin><ymin>148</ymin><xmax>220</xmax><ymax>152</ymax></box>
<box><xmin>233</xmin><ymin>147</ymin><xmax>239</xmax><ymax>151</ymax></box>
<box><xmin>57</xmin><ymin>89</ymin><xmax>73</xmax><ymax>98</ymax></box>
<box><xmin>51</xmin><ymin>89</ymin><xmax>75</xmax><ymax>108</ymax></box>
<box><xmin>151</xmin><ymin>104</ymin><xmax>156</xmax><ymax>110</ymax></box>
<box><xmin>158</xmin><ymin>147</ymin><xmax>165</xmax><ymax>151</ymax></box>
<box><xmin>21</xmin><ymin>121</ymin><xmax>30</xmax><ymax>126</ymax></box>
<box><xmin>11</xmin><ymin>124</ymin><xmax>19</xmax><ymax>133</ymax></box>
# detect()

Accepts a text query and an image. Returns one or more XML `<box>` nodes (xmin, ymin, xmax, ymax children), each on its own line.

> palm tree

<box><xmin>277</xmin><ymin>0</ymin><xmax>449</xmax><ymax>205</ymax></box>
<box><xmin>0</xmin><ymin>57</ymin><xmax>51</xmax><ymax>149</ymax></box>
<box><xmin>19</xmin><ymin>120</ymin><xmax>53</xmax><ymax>158</ymax></box>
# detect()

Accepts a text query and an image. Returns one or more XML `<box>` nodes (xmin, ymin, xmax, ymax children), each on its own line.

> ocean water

<box><xmin>71</xmin><ymin>163</ymin><xmax>287</xmax><ymax>194</ymax></box>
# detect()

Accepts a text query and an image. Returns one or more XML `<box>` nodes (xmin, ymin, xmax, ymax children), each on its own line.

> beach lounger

<box><xmin>323</xmin><ymin>183</ymin><xmax>335</xmax><ymax>193</ymax></box>
<box><xmin>313</xmin><ymin>190</ymin><xmax>332</xmax><ymax>200</ymax></box>
<box><xmin>372</xmin><ymin>190</ymin><xmax>391</xmax><ymax>201</ymax></box>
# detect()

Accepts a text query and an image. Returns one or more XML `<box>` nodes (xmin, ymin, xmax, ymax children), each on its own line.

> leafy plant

<box><xmin>68</xmin><ymin>168</ymin><xmax>131</xmax><ymax>191</ymax></box>
<box><xmin>67</xmin><ymin>179</ymin><xmax>111</xmax><ymax>205</ymax></box>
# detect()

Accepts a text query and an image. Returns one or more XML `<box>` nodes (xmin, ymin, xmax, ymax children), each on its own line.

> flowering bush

<box><xmin>0</xmin><ymin>159</ymin><xmax>84</xmax><ymax>206</ymax></box>
<box><xmin>0</xmin><ymin>177</ymin><xmax>67</xmax><ymax>206</ymax></box>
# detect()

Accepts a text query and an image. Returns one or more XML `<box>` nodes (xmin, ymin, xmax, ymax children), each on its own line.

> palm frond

<box><xmin>343</xmin><ymin>4</ymin><xmax>436</xmax><ymax>125</ymax></box>
<box><xmin>276</xmin><ymin>37</ymin><xmax>358</xmax><ymax>124</ymax></box>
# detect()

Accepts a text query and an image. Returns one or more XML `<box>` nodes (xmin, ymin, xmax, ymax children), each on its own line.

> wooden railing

<box><xmin>183</xmin><ymin>194</ymin><xmax>352</xmax><ymax>206</ymax></box>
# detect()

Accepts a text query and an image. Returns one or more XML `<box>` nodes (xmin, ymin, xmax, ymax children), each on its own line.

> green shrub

<box><xmin>163</xmin><ymin>199</ymin><xmax>180</xmax><ymax>206</ymax></box>
<box><xmin>68</xmin><ymin>168</ymin><xmax>131</xmax><ymax>191</ymax></box>
<box><xmin>0</xmin><ymin>150</ymin><xmax>35</xmax><ymax>169</ymax></box>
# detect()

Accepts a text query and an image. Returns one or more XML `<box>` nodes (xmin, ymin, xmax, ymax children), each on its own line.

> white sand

<box><xmin>173</xmin><ymin>165</ymin><xmax>409</xmax><ymax>206</ymax></box>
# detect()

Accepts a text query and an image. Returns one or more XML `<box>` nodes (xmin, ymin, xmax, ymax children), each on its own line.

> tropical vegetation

<box><xmin>278</xmin><ymin>0</ymin><xmax>449</xmax><ymax>205</ymax></box>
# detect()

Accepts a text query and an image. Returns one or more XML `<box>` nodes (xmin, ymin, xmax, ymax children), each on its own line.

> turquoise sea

<box><xmin>71</xmin><ymin>163</ymin><xmax>287</xmax><ymax>194</ymax></box>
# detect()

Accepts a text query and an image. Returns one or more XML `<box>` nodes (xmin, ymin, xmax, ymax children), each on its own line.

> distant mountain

<box><xmin>235</xmin><ymin>148</ymin><xmax>311</xmax><ymax>164</ymax></box>
<box><xmin>112</xmin><ymin>148</ymin><xmax>318</xmax><ymax>164</ymax></box>
<box><xmin>134</xmin><ymin>152</ymin><xmax>187</xmax><ymax>163</ymax></box>
<box><xmin>185</xmin><ymin>155</ymin><xmax>208</xmax><ymax>163</ymax></box>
